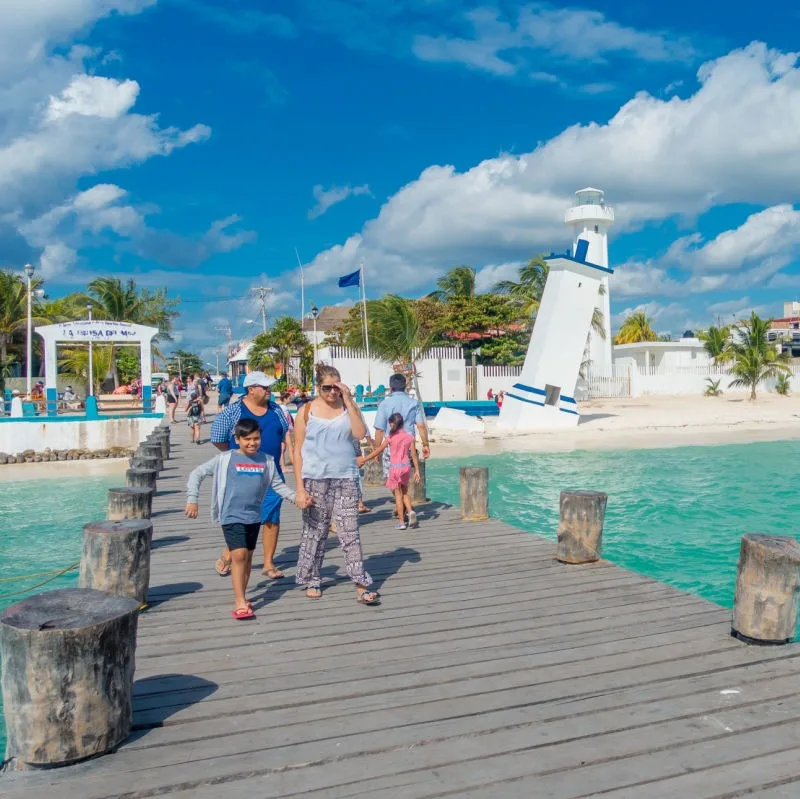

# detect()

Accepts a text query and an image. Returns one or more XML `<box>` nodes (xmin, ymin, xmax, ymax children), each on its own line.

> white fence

<box><xmin>586</xmin><ymin>365</ymin><xmax>800</xmax><ymax>399</ymax></box>
<box><xmin>477</xmin><ymin>365</ymin><xmax>522</xmax><ymax>398</ymax></box>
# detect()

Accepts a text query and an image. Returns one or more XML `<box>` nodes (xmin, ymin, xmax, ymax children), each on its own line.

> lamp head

<box><xmin>310</xmin><ymin>303</ymin><xmax>319</xmax><ymax>319</ymax></box>
<box><xmin>24</xmin><ymin>263</ymin><xmax>34</xmax><ymax>279</ymax></box>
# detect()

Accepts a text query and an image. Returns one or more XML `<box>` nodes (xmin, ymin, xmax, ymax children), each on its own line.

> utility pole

<box><xmin>251</xmin><ymin>286</ymin><xmax>273</xmax><ymax>333</ymax></box>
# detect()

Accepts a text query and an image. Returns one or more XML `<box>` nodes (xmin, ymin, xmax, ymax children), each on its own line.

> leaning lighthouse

<box><xmin>564</xmin><ymin>188</ymin><xmax>614</xmax><ymax>376</ymax></box>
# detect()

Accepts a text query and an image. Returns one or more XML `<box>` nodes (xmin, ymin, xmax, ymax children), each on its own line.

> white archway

<box><xmin>35</xmin><ymin>320</ymin><xmax>158</xmax><ymax>417</ymax></box>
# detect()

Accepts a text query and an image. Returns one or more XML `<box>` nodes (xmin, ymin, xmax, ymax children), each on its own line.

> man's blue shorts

<box><xmin>261</xmin><ymin>467</ymin><xmax>284</xmax><ymax>525</ymax></box>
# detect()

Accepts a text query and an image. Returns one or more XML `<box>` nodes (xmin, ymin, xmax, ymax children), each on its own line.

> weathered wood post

<box><xmin>556</xmin><ymin>490</ymin><xmax>608</xmax><ymax>564</ymax></box>
<box><xmin>409</xmin><ymin>456</ymin><xmax>428</xmax><ymax>506</ymax></box>
<box><xmin>460</xmin><ymin>466</ymin><xmax>489</xmax><ymax>520</ymax></box>
<box><xmin>361</xmin><ymin>445</ymin><xmax>385</xmax><ymax>487</ymax></box>
<box><xmin>126</xmin><ymin>467</ymin><xmax>157</xmax><ymax>492</ymax></box>
<box><xmin>731</xmin><ymin>534</ymin><xmax>800</xmax><ymax>644</ymax></box>
<box><xmin>147</xmin><ymin>427</ymin><xmax>170</xmax><ymax>459</ymax></box>
<box><xmin>79</xmin><ymin>519</ymin><xmax>154</xmax><ymax>604</ymax></box>
<box><xmin>137</xmin><ymin>443</ymin><xmax>162</xmax><ymax>472</ymax></box>
<box><xmin>0</xmin><ymin>588</ymin><xmax>140</xmax><ymax>771</ymax></box>
<box><xmin>129</xmin><ymin>455</ymin><xmax>160</xmax><ymax>473</ymax></box>
<box><xmin>107</xmin><ymin>487</ymin><xmax>154</xmax><ymax>520</ymax></box>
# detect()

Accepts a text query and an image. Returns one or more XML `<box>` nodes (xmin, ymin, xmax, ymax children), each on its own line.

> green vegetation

<box><xmin>704</xmin><ymin>378</ymin><xmax>723</xmax><ymax>397</ymax></box>
<box><xmin>249</xmin><ymin>316</ymin><xmax>313</xmax><ymax>384</ymax></box>
<box><xmin>165</xmin><ymin>349</ymin><xmax>204</xmax><ymax>378</ymax></box>
<box><xmin>613</xmin><ymin>311</ymin><xmax>658</xmax><ymax>344</ymax></box>
<box><xmin>728</xmin><ymin>312</ymin><xmax>790</xmax><ymax>400</ymax></box>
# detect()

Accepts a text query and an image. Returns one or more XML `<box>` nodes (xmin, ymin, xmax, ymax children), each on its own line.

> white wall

<box><xmin>320</xmin><ymin>346</ymin><xmax>467</xmax><ymax>401</ymax></box>
<box><xmin>477</xmin><ymin>366</ymin><xmax>522</xmax><ymax>398</ymax></box>
<box><xmin>0</xmin><ymin>416</ymin><xmax>162</xmax><ymax>454</ymax></box>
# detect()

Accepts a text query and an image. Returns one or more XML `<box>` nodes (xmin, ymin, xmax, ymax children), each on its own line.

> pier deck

<box><xmin>5</xmin><ymin>433</ymin><xmax>800</xmax><ymax>798</ymax></box>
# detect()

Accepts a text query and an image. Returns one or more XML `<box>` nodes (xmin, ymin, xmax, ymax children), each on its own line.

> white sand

<box><xmin>0</xmin><ymin>458</ymin><xmax>129</xmax><ymax>482</ymax></box>
<box><xmin>431</xmin><ymin>394</ymin><xmax>800</xmax><ymax>456</ymax></box>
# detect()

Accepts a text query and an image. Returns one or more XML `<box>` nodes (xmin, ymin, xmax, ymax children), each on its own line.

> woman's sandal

<box><xmin>356</xmin><ymin>590</ymin><xmax>381</xmax><ymax>606</ymax></box>
<box><xmin>231</xmin><ymin>606</ymin><xmax>255</xmax><ymax>620</ymax></box>
<box><xmin>215</xmin><ymin>555</ymin><xmax>232</xmax><ymax>577</ymax></box>
<box><xmin>306</xmin><ymin>586</ymin><xmax>322</xmax><ymax>600</ymax></box>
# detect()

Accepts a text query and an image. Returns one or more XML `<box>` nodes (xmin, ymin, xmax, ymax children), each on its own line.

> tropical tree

<box><xmin>249</xmin><ymin>316</ymin><xmax>310</xmax><ymax>380</ymax></box>
<box><xmin>428</xmin><ymin>266</ymin><xmax>477</xmax><ymax>301</ymax></box>
<box><xmin>59</xmin><ymin>345</ymin><xmax>115</xmax><ymax>396</ymax></box>
<box><xmin>493</xmin><ymin>256</ymin><xmax>548</xmax><ymax>317</ymax></box>
<box><xmin>704</xmin><ymin>378</ymin><xmax>723</xmax><ymax>397</ymax></box>
<box><xmin>0</xmin><ymin>270</ymin><xmax>47</xmax><ymax>367</ymax></box>
<box><xmin>87</xmin><ymin>278</ymin><xmax>179</xmax><ymax>385</ymax></box>
<box><xmin>165</xmin><ymin>349</ymin><xmax>204</xmax><ymax>378</ymax></box>
<box><xmin>698</xmin><ymin>325</ymin><xmax>731</xmax><ymax>365</ymax></box>
<box><xmin>614</xmin><ymin>311</ymin><xmax>658</xmax><ymax>344</ymax></box>
<box><xmin>728</xmin><ymin>312</ymin><xmax>790</xmax><ymax>400</ymax></box>
<box><xmin>776</xmin><ymin>373</ymin><xmax>791</xmax><ymax>396</ymax></box>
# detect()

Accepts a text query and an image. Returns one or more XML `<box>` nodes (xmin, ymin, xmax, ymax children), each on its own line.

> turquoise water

<box><xmin>0</xmin><ymin>474</ymin><xmax>119</xmax><ymax>756</ymax></box>
<box><xmin>426</xmin><ymin>440</ymin><xmax>800</xmax><ymax>609</ymax></box>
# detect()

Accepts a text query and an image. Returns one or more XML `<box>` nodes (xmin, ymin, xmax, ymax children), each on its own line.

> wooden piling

<box><xmin>137</xmin><ymin>443</ymin><xmax>162</xmax><ymax>472</ymax></box>
<box><xmin>361</xmin><ymin>445</ymin><xmax>385</xmax><ymax>487</ymax></box>
<box><xmin>460</xmin><ymin>466</ymin><xmax>489</xmax><ymax>520</ymax></box>
<box><xmin>732</xmin><ymin>533</ymin><xmax>800</xmax><ymax>644</ymax></box>
<box><xmin>409</xmin><ymin>457</ymin><xmax>428</xmax><ymax>506</ymax></box>
<box><xmin>126</xmin><ymin>467</ymin><xmax>157</xmax><ymax>492</ymax></box>
<box><xmin>129</xmin><ymin>455</ymin><xmax>160</xmax><ymax>473</ymax></box>
<box><xmin>556</xmin><ymin>490</ymin><xmax>608</xmax><ymax>564</ymax></box>
<box><xmin>107</xmin><ymin>487</ymin><xmax>154</xmax><ymax>520</ymax></box>
<box><xmin>0</xmin><ymin>588</ymin><xmax>140</xmax><ymax>771</ymax></box>
<box><xmin>79</xmin><ymin>519</ymin><xmax>154</xmax><ymax>604</ymax></box>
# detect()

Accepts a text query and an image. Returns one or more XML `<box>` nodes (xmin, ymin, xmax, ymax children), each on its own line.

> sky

<box><xmin>2</xmin><ymin>0</ymin><xmax>800</xmax><ymax>364</ymax></box>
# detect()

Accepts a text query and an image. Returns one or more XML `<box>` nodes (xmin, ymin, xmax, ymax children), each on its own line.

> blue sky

<box><xmin>2</xmin><ymin>1</ymin><xmax>800</xmax><ymax>361</ymax></box>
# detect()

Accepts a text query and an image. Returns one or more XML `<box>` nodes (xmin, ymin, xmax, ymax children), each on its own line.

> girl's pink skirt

<box><xmin>386</xmin><ymin>466</ymin><xmax>412</xmax><ymax>490</ymax></box>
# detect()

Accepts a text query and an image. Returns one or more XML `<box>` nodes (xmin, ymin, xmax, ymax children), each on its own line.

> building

<box><xmin>566</xmin><ymin>188</ymin><xmax>614</xmax><ymax>376</ymax></box>
<box><xmin>613</xmin><ymin>335</ymin><xmax>710</xmax><ymax>371</ymax></box>
<box><xmin>301</xmin><ymin>305</ymin><xmax>352</xmax><ymax>346</ymax></box>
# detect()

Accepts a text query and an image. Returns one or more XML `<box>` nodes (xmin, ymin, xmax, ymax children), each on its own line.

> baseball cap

<box><xmin>243</xmin><ymin>371</ymin><xmax>276</xmax><ymax>389</ymax></box>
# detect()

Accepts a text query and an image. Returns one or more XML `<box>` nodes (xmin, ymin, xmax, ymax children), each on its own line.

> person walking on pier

<box><xmin>210</xmin><ymin>371</ymin><xmax>291</xmax><ymax>579</ymax></box>
<box><xmin>360</xmin><ymin>412</ymin><xmax>421</xmax><ymax>529</ymax></box>
<box><xmin>186</xmin><ymin>418</ymin><xmax>310</xmax><ymax>619</ymax></box>
<box><xmin>216</xmin><ymin>372</ymin><xmax>233</xmax><ymax>408</ymax></box>
<box><xmin>292</xmin><ymin>364</ymin><xmax>379</xmax><ymax>605</ymax></box>
<box><xmin>166</xmin><ymin>374</ymin><xmax>180</xmax><ymax>423</ymax></box>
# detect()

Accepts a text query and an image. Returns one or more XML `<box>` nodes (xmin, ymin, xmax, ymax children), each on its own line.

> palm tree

<box><xmin>0</xmin><ymin>270</ymin><xmax>49</xmax><ymax>379</ymax></box>
<box><xmin>86</xmin><ymin>278</ymin><xmax>179</xmax><ymax>386</ymax></box>
<box><xmin>493</xmin><ymin>256</ymin><xmax>548</xmax><ymax>317</ymax></box>
<box><xmin>698</xmin><ymin>325</ymin><xmax>731</xmax><ymax>365</ymax></box>
<box><xmin>729</xmin><ymin>312</ymin><xmax>790</xmax><ymax>400</ymax></box>
<box><xmin>428</xmin><ymin>266</ymin><xmax>477</xmax><ymax>302</ymax></box>
<box><xmin>614</xmin><ymin>311</ymin><xmax>658</xmax><ymax>344</ymax></box>
<box><xmin>248</xmin><ymin>316</ymin><xmax>310</xmax><ymax>379</ymax></box>
<box><xmin>59</xmin><ymin>345</ymin><xmax>115</xmax><ymax>396</ymax></box>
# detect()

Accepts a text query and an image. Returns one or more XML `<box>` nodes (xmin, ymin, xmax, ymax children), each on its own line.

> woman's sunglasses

<box><xmin>320</xmin><ymin>385</ymin><xmax>340</xmax><ymax>393</ymax></box>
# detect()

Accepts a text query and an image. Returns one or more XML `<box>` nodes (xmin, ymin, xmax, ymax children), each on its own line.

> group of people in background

<box><xmin>185</xmin><ymin>367</ymin><xmax>430</xmax><ymax>620</ymax></box>
<box><xmin>487</xmin><ymin>388</ymin><xmax>505</xmax><ymax>407</ymax></box>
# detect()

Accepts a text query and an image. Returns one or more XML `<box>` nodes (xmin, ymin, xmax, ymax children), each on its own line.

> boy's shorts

<box><xmin>222</xmin><ymin>522</ymin><xmax>261</xmax><ymax>551</ymax></box>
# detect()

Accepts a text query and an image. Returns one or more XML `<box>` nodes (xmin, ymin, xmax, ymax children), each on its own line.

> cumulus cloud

<box><xmin>308</xmin><ymin>184</ymin><xmax>373</xmax><ymax>220</ymax></box>
<box><xmin>299</xmin><ymin>43</ymin><xmax>800</xmax><ymax>296</ymax></box>
<box><xmin>413</xmin><ymin>4</ymin><xmax>697</xmax><ymax>76</ymax></box>
<box><xmin>12</xmin><ymin>184</ymin><xmax>256</xmax><ymax>274</ymax></box>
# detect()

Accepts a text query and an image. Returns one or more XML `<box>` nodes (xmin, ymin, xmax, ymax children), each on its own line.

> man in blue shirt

<box><xmin>216</xmin><ymin>372</ymin><xmax>233</xmax><ymax>408</ymax></box>
<box><xmin>210</xmin><ymin>371</ymin><xmax>290</xmax><ymax>579</ymax></box>
<box><xmin>373</xmin><ymin>373</ymin><xmax>430</xmax><ymax>479</ymax></box>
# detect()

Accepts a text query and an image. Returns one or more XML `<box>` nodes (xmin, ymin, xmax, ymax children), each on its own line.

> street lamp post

<box><xmin>310</xmin><ymin>303</ymin><xmax>319</xmax><ymax>396</ymax></box>
<box><xmin>86</xmin><ymin>303</ymin><xmax>94</xmax><ymax>397</ymax></box>
<box><xmin>24</xmin><ymin>264</ymin><xmax>35</xmax><ymax>397</ymax></box>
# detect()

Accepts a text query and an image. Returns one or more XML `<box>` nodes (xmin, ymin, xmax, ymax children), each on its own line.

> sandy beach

<box><xmin>431</xmin><ymin>394</ymin><xmax>800</xmax><ymax>455</ymax></box>
<box><xmin>0</xmin><ymin>458</ymin><xmax>129</xmax><ymax>482</ymax></box>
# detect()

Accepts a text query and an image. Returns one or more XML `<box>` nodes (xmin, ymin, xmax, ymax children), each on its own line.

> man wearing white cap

<box><xmin>210</xmin><ymin>371</ymin><xmax>291</xmax><ymax>579</ymax></box>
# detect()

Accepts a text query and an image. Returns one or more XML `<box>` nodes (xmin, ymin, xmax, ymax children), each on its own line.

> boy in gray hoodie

<box><xmin>186</xmin><ymin>417</ymin><xmax>311</xmax><ymax>619</ymax></box>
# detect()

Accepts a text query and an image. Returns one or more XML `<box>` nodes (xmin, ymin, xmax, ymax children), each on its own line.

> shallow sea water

<box><xmin>0</xmin><ymin>475</ymin><xmax>119</xmax><ymax>756</ymax></box>
<box><xmin>426</xmin><ymin>440</ymin><xmax>800</xmax><ymax>609</ymax></box>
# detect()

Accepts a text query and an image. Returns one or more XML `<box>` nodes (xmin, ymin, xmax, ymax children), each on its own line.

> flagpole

<box><xmin>295</xmin><ymin>247</ymin><xmax>304</xmax><ymax>326</ymax></box>
<box><xmin>359</xmin><ymin>261</ymin><xmax>371</xmax><ymax>390</ymax></box>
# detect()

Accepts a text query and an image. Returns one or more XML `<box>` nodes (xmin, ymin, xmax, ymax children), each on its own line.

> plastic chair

<box><xmin>355</xmin><ymin>384</ymin><xmax>364</xmax><ymax>402</ymax></box>
<box><xmin>374</xmin><ymin>385</ymin><xmax>386</xmax><ymax>401</ymax></box>
<box><xmin>22</xmin><ymin>402</ymin><xmax>37</xmax><ymax>417</ymax></box>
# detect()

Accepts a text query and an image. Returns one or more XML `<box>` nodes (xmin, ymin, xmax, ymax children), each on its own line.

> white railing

<box><xmin>482</xmin><ymin>365</ymin><xmax>522</xmax><ymax>377</ymax></box>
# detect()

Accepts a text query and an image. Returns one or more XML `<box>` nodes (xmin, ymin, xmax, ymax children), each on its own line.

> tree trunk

<box><xmin>732</xmin><ymin>533</ymin><xmax>800</xmax><ymax>644</ymax></box>
<box><xmin>556</xmin><ymin>490</ymin><xmax>608</xmax><ymax>564</ymax></box>
<box><xmin>79</xmin><ymin>519</ymin><xmax>153</xmax><ymax>604</ymax></box>
<box><xmin>0</xmin><ymin>588</ymin><xmax>140</xmax><ymax>770</ymax></box>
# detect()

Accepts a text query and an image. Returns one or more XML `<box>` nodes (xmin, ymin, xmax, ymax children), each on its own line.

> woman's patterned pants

<box><xmin>296</xmin><ymin>477</ymin><xmax>373</xmax><ymax>590</ymax></box>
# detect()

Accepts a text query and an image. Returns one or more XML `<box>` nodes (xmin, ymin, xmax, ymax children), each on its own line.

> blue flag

<box><xmin>338</xmin><ymin>269</ymin><xmax>360</xmax><ymax>288</ymax></box>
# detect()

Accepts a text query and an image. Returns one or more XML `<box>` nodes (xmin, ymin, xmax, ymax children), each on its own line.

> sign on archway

<box><xmin>35</xmin><ymin>320</ymin><xmax>159</xmax><ymax>417</ymax></box>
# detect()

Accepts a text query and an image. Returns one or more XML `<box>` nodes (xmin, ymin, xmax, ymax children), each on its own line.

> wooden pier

<box><xmin>4</xmin><ymin>432</ymin><xmax>800</xmax><ymax>797</ymax></box>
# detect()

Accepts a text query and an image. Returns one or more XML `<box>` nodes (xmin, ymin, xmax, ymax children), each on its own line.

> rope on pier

<box><xmin>0</xmin><ymin>562</ymin><xmax>80</xmax><ymax>600</ymax></box>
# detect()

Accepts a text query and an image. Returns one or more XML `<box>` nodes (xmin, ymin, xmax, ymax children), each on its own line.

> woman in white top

<box><xmin>293</xmin><ymin>365</ymin><xmax>379</xmax><ymax>605</ymax></box>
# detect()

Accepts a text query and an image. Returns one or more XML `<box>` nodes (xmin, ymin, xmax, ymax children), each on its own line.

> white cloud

<box><xmin>46</xmin><ymin>74</ymin><xmax>139</xmax><ymax>121</ymax></box>
<box><xmin>475</xmin><ymin>261</ymin><xmax>523</xmax><ymax>293</ymax></box>
<box><xmin>413</xmin><ymin>5</ymin><xmax>697</xmax><ymax>76</ymax></box>
<box><xmin>308</xmin><ymin>184</ymin><xmax>373</xmax><ymax>220</ymax></box>
<box><xmin>39</xmin><ymin>242</ymin><xmax>77</xmax><ymax>278</ymax></box>
<box><xmin>300</xmin><ymin>44</ymin><xmax>800</xmax><ymax>296</ymax></box>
